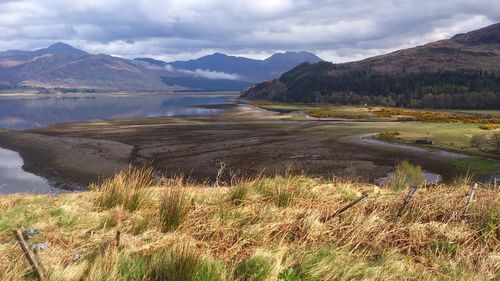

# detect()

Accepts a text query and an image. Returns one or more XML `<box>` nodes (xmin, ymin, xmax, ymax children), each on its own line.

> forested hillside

<box><xmin>242</xmin><ymin>23</ymin><xmax>500</xmax><ymax>109</ymax></box>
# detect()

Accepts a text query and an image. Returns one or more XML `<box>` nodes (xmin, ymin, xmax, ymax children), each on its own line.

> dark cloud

<box><xmin>0</xmin><ymin>0</ymin><xmax>499</xmax><ymax>62</ymax></box>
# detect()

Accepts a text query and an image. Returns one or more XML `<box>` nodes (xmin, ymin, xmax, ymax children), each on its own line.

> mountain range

<box><xmin>0</xmin><ymin>43</ymin><xmax>321</xmax><ymax>92</ymax></box>
<box><xmin>134</xmin><ymin>51</ymin><xmax>322</xmax><ymax>91</ymax></box>
<box><xmin>242</xmin><ymin>23</ymin><xmax>500</xmax><ymax>109</ymax></box>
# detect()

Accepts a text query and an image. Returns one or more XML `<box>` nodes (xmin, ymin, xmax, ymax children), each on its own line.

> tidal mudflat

<box><xmin>2</xmin><ymin>102</ymin><xmax>492</xmax><ymax>191</ymax></box>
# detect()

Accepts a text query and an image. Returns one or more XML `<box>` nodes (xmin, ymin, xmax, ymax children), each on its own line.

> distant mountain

<box><xmin>0</xmin><ymin>43</ymin><xmax>175</xmax><ymax>91</ymax></box>
<box><xmin>242</xmin><ymin>23</ymin><xmax>500</xmax><ymax>109</ymax></box>
<box><xmin>0</xmin><ymin>42</ymin><xmax>322</xmax><ymax>92</ymax></box>
<box><xmin>133</xmin><ymin>57</ymin><xmax>167</xmax><ymax>67</ymax></box>
<box><xmin>167</xmin><ymin>51</ymin><xmax>322</xmax><ymax>82</ymax></box>
<box><xmin>133</xmin><ymin>51</ymin><xmax>321</xmax><ymax>91</ymax></box>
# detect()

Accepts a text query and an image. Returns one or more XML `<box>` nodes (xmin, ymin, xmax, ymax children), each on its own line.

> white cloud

<box><xmin>189</xmin><ymin>69</ymin><xmax>242</xmax><ymax>80</ymax></box>
<box><xmin>0</xmin><ymin>0</ymin><xmax>499</xmax><ymax>62</ymax></box>
<box><xmin>164</xmin><ymin>64</ymin><xmax>242</xmax><ymax>80</ymax></box>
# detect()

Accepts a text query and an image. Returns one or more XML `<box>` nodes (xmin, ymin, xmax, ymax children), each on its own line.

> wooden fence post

<box><xmin>114</xmin><ymin>230</ymin><xmax>121</xmax><ymax>248</ymax></box>
<box><xmin>321</xmin><ymin>192</ymin><xmax>368</xmax><ymax>222</ymax></box>
<box><xmin>397</xmin><ymin>186</ymin><xmax>418</xmax><ymax>218</ymax></box>
<box><xmin>13</xmin><ymin>229</ymin><xmax>48</xmax><ymax>281</ymax></box>
<box><xmin>463</xmin><ymin>183</ymin><xmax>478</xmax><ymax>217</ymax></box>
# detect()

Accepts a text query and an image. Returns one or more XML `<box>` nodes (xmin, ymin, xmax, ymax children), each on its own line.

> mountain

<box><xmin>0</xmin><ymin>43</ymin><xmax>322</xmax><ymax>92</ymax></box>
<box><xmin>0</xmin><ymin>43</ymin><xmax>174</xmax><ymax>91</ymax></box>
<box><xmin>168</xmin><ymin>51</ymin><xmax>322</xmax><ymax>82</ymax></box>
<box><xmin>133</xmin><ymin>57</ymin><xmax>167</xmax><ymax>67</ymax></box>
<box><xmin>132</xmin><ymin>51</ymin><xmax>322</xmax><ymax>91</ymax></box>
<box><xmin>242</xmin><ymin>23</ymin><xmax>500</xmax><ymax>109</ymax></box>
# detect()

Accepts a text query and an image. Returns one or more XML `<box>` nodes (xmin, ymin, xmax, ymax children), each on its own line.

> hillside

<box><xmin>1</xmin><ymin>167</ymin><xmax>498</xmax><ymax>280</ymax></box>
<box><xmin>242</xmin><ymin>23</ymin><xmax>500</xmax><ymax>109</ymax></box>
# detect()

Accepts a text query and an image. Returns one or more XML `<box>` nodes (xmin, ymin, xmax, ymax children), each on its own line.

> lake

<box><xmin>0</xmin><ymin>92</ymin><xmax>236</xmax><ymax>130</ymax></box>
<box><xmin>0</xmin><ymin>91</ymin><xmax>237</xmax><ymax>193</ymax></box>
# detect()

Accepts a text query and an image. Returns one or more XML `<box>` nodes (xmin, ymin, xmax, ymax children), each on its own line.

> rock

<box><xmin>22</xmin><ymin>228</ymin><xmax>40</xmax><ymax>239</ymax></box>
<box><xmin>72</xmin><ymin>253</ymin><xmax>83</xmax><ymax>261</ymax></box>
<box><xmin>32</xmin><ymin>243</ymin><xmax>49</xmax><ymax>253</ymax></box>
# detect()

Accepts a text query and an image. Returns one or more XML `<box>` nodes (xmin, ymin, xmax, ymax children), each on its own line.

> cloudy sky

<box><xmin>0</xmin><ymin>0</ymin><xmax>499</xmax><ymax>62</ymax></box>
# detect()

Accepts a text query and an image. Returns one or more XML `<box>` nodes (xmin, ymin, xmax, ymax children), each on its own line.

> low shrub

<box><xmin>470</xmin><ymin>134</ymin><xmax>490</xmax><ymax>149</ymax></box>
<box><xmin>479</xmin><ymin>124</ymin><xmax>498</xmax><ymax>130</ymax></box>
<box><xmin>374</xmin><ymin>107</ymin><xmax>500</xmax><ymax>124</ymax></box>
<box><xmin>378</xmin><ymin>132</ymin><xmax>400</xmax><ymax>141</ymax></box>
<box><xmin>387</xmin><ymin>161</ymin><xmax>425</xmax><ymax>191</ymax></box>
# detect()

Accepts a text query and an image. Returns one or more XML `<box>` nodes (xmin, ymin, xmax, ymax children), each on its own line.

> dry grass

<box><xmin>0</xmin><ymin>168</ymin><xmax>499</xmax><ymax>281</ymax></box>
<box><xmin>90</xmin><ymin>165</ymin><xmax>156</xmax><ymax>212</ymax></box>
<box><xmin>159</xmin><ymin>188</ymin><xmax>191</xmax><ymax>233</ymax></box>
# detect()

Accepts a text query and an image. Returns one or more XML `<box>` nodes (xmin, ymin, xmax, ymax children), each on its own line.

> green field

<box><xmin>257</xmin><ymin>103</ymin><xmax>499</xmax><ymax>150</ymax></box>
<box><xmin>254</xmin><ymin>103</ymin><xmax>500</xmax><ymax>175</ymax></box>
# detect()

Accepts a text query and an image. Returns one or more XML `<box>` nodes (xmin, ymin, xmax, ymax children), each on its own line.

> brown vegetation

<box><xmin>1</xmin><ymin>167</ymin><xmax>499</xmax><ymax>280</ymax></box>
<box><xmin>374</xmin><ymin>107</ymin><xmax>500</xmax><ymax>124</ymax></box>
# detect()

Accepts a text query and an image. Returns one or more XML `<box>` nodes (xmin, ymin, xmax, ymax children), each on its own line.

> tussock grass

<box><xmin>91</xmin><ymin>165</ymin><xmax>156</xmax><ymax>212</ymax></box>
<box><xmin>146</xmin><ymin>243</ymin><xmax>202</xmax><ymax>281</ymax></box>
<box><xmin>235</xmin><ymin>255</ymin><xmax>273</xmax><ymax>281</ymax></box>
<box><xmin>159</xmin><ymin>187</ymin><xmax>191</xmax><ymax>232</ymax></box>
<box><xmin>228</xmin><ymin>184</ymin><xmax>250</xmax><ymax>206</ymax></box>
<box><xmin>1</xmin><ymin>167</ymin><xmax>499</xmax><ymax>281</ymax></box>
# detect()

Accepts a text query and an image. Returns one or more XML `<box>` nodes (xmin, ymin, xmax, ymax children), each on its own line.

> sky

<box><xmin>0</xmin><ymin>0</ymin><xmax>499</xmax><ymax>62</ymax></box>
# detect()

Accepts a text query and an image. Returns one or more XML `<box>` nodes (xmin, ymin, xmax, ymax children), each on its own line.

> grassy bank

<box><xmin>1</xmin><ymin>168</ymin><xmax>499</xmax><ymax>281</ymax></box>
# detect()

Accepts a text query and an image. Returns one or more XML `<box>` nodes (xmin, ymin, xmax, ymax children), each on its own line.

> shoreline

<box><xmin>1</xmin><ymin>101</ymin><xmax>499</xmax><ymax>192</ymax></box>
<box><xmin>0</xmin><ymin>129</ymin><xmax>133</xmax><ymax>190</ymax></box>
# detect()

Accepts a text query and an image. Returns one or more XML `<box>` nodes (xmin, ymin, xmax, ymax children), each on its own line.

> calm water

<box><xmin>0</xmin><ymin>92</ymin><xmax>236</xmax><ymax>130</ymax></box>
<box><xmin>0</xmin><ymin>147</ymin><xmax>54</xmax><ymax>193</ymax></box>
<box><xmin>0</xmin><ymin>91</ymin><xmax>237</xmax><ymax>193</ymax></box>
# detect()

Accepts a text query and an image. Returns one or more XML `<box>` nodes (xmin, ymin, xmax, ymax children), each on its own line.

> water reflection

<box><xmin>0</xmin><ymin>147</ymin><xmax>54</xmax><ymax>194</ymax></box>
<box><xmin>0</xmin><ymin>92</ymin><xmax>235</xmax><ymax>130</ymax></box>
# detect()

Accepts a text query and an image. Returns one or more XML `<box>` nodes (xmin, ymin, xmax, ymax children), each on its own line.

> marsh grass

<box><xmin>91</xmin><ymin>165</ymin><xmax>156</xmax><ymax>212</ymax></box>
<box><xmin>159</xmin><ymin>187</ymin><xmax>191</xmax><ymax>232</ymax></box>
